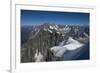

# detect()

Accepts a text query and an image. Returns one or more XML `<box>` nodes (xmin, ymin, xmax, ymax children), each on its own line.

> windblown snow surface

<box><xmin>50</xmin><ymin>37</ymin><xmax>84</xmax><ymax>58</ymax></box>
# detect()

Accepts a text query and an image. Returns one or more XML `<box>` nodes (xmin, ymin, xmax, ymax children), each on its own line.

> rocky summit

<box><xmin>21</xmin><ymin>23</ymin><xmax>89</xmax><ymax>63</ymax></box>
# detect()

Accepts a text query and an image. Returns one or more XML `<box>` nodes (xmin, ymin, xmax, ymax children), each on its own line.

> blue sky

<box><xmin>21</xmin><ymin>10</ymin><xmax>89</xmax><ymax>26</ymax></box>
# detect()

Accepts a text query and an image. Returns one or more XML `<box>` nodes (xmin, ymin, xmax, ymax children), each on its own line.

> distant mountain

<box><xmin>21</xmin><ymin>23</ymin><xmax>89</xmax><ymax>62</ymax></box>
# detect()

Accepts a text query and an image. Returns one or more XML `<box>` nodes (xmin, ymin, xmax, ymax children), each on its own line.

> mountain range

<box><xmin>21</xmin><ymin>23</ymin><xmax>89</xmax><ymax>62</ymax></box>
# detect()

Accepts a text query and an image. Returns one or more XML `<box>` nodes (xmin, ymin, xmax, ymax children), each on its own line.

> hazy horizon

<box><xmin>21</xmin><ymin>10</ymin><xmax>90</xmax><ymax>26</ymax></box>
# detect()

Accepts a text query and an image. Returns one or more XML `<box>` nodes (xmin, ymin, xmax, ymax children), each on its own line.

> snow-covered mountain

<box><xmin>21</xmin><ymin>23</ymin><xmax>89</xmax><ymax>62</ymax></box>
<box><xmin>50</xmin><ymin>37</ymin><xmax>84</xmax><ymax>57</ymax></box>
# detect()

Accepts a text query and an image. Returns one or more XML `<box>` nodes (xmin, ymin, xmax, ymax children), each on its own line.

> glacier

<box><xmin>50</xmin><ymin>37</ymin><xmax>84</xmax><ymax>57</ymax></box>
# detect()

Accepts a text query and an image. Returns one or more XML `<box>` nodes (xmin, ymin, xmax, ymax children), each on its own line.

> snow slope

<box><xmin>50</xmin><ymin>37</ymin><xmax>84</xmax><ymax>57</ymax></box>
<box><xmin>63</xmin><ymin>37</ymin><xmax>83</xmax><ymax>50</ymax></box>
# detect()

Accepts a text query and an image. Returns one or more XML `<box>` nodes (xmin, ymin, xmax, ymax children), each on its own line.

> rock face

<box><xmin>21</xmin><ymin>23</ymin><xmax>89</xmax><ymax>63</ymax></box>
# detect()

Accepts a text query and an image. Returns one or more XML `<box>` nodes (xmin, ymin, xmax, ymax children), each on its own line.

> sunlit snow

<box><xmin>50</xmin><ymin>37</ymin><xmax>84</xmax><ymax>57</ymax></box>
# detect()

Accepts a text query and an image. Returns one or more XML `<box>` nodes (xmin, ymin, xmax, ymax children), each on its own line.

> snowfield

<box><xmin>50</xmin><ymin>37</ymin><xmax>84</xmax><ymax>57</ymax></box>
<box><xmin>63</xmin><ymin>37</ymin><xmax>84</xmax><ymax>50</ymax></box>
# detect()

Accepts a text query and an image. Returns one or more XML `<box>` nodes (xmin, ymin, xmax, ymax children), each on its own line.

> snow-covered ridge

<box><xmin>49</xmin><ymin>25</ymin><xmax>54</xmax><ymax>29</ymax></box>
<box><xmin>43</xmin><ymin>24</ymin><xmax>60</xmax><ymax>33</ymax></box>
